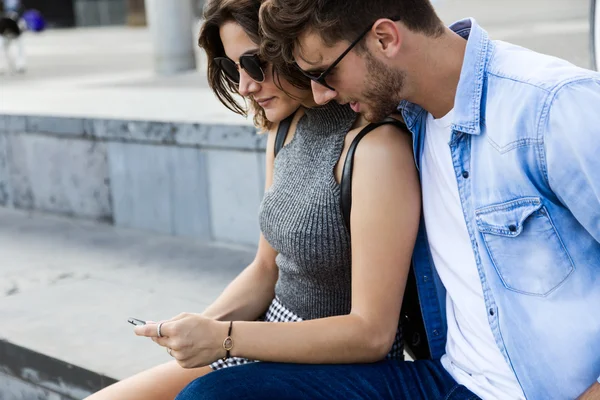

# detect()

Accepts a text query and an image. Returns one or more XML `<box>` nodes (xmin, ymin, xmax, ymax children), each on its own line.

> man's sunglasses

<box><xmin>295</xmin><ymin>16</ymin><xmax>401</xmax><ymax>91</ymax></box>
<box><xmin>214</xmin><ymin>54</ymin><xmax>266</xmax><ymax>85</ymax></box>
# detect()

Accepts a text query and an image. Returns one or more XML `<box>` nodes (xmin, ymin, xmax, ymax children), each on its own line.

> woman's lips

<box><xmin>256</xmin><ymin>97</ymin><xmax>275</xmax><ymax>107</ymax></box>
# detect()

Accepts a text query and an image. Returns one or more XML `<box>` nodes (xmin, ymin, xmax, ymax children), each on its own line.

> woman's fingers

<box><xmin>152</xmin><ymin>336</ymin><xmax>172</xmax><ymax>348</ymax></box>
<box><xmin>169</xmin><ymin>312</ymin><xmax>191</xmax><ymax>322</ymax></box>
<box><xmin>134</xmin><ymin>320</ymin><xmax>174</xmax><ymax>337</ymax></box>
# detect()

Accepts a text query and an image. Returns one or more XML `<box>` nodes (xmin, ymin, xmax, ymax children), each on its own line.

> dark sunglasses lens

<box><xmin>240</xmin><ymin>56</ymin><xmax>265</xmax><ymax>82</ymax></box>
<box><xmin>216</xmin><ymin>58</ymin><xmax>240</xmax><ymax>84</ymax></box>
<box><xmin>295</xmin><ymin>63</ymin><xmax>322</xmax><ymax>81</ymax></box>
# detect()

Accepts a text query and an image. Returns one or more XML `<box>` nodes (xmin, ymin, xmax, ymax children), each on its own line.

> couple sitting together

<box><xmin>87</xmin><ymin>0</ymin><xmax>600</xmax><ymax>399</ymax></box>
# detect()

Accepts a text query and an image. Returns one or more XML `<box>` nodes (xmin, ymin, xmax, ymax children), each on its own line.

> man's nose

<box><xmin>238</xmin><ymin>70</ymin><xmax>260</xmax><ymax>97</ymax></box>
<box><xmin>311</xmin><ymin>80</ymin><xmax>337</xmax><ymax>105</ymax></box>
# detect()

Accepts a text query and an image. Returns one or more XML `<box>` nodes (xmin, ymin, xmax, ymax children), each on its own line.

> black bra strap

<box><xmin>340</xmin><ymin>117</ymin><xmax>407</xmax><ymax>232</ymax></box>
<box><xmin>274</xmin><ymin>114</ymin><xmax>294</xmax><ymax>157</ymax></box>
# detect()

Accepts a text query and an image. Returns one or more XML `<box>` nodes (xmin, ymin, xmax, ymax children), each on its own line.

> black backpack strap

<box><xmin>340</xmin><ymin>117</ymin><xmax>406</xmax><ymax>230</ymax></box>
<box><xmin>274</xmin><ymin>114</ymin><xmax>294</xmax><ymax>158</ymax></box>
<box><xmin>340</xmin><ymin>117</ymin><xmax>431</xmax><ymax>360</ymax></box>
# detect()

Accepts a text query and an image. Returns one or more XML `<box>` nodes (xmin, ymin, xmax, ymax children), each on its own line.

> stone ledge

<box><xmin>0</xmin><ymin>339</ymin><xmax>118</xmax><ymax>399</ymax></box>
<box><xmin>0</xmin><ymin>114</ymin><xmax>268</xmax><ymax>152</ymax></box>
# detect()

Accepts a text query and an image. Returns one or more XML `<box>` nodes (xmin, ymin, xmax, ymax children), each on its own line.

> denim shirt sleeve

<box><xmin>542</xmin><ymin>77</ymin><xmax>600</xmax><ymax>244</ymax></box>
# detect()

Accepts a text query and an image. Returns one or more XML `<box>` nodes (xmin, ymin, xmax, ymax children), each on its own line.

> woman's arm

<box><xmin>200</xmin><ymin>235</ymin><xmax>278</xmax><ymax>321</ymax></box>
<box><xmin>200</xmin><ymin>127</ymin><xmax>281</xmax><ymax>322</ymax></box>
<box><xmin>138</xmin><ymin>124</ymin><xmax>421</xmax><ymax>366</ymax></box>
<box><xmin>229</xmin><ymin>124</ymin><xmax>420</xmax><ymax>363</ymax></box>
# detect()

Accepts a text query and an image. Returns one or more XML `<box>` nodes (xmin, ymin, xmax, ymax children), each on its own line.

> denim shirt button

<box><xmin>462</xmin><ymin>171</ymin><xmax>470</xmax><ymax>179</ymax></box>
<box><xmin>433</xmin><ymin>330</ymin><xmax>440</xmax><ymax>336</ymax></box>
<box><xmin>489</xmin><ymin>308</ymin><xmax>495</xmax><ymax>316</ymax></box>
<box><xmin>508</xmin><ymin>224</ymin><xmax>517</xmax><ymax>232</ymax></box>
<box><xmin>423</xmin><ymin>275</ymin><xmax>429</xmax><ymax>282</ymax></box>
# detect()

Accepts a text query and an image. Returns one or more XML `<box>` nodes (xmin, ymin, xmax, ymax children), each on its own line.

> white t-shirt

<box><xmin>420</xmin><ymin>110</ymin><xmax>525</xmax><ymax>400</ymax></box>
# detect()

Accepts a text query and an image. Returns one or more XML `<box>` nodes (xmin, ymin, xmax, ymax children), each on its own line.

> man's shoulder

<box><xmin>486</xmin><ymin>40</ymin><xmax>595</xmax><ymax>97</ymax></box>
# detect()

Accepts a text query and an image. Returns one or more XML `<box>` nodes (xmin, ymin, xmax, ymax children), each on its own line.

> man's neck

<box><xmin>402</xmin><ymin>28</ymin><xmax>467</xmax><ymax>119</ymax></box>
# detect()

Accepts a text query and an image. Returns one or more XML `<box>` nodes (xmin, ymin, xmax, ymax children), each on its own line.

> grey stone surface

<box><xmin>0</xmin><ymin>338</ymin><xmax>117</xmax><ymax>400</ymax></box>
<box><xmin>0</xmin><ymin>115</ymin><xmax>265</xmax><ymax>151</ymax></box>
<box><xmin>27</xmin><ymin>117</ymin><xmax>87</xmax><ymax>137</ymax></box>
<box><xmin>107</xmin><ymin>142</ymin><xmax>211</xmax><ymax>239</ymax></box>
<box><xmin>0</xmin><ymin>115</ymin><xmax>26</xmax><ymax>133</ymax></box>
<box><xmin>93</xmin><ymin>119</ymin><xmax>177</xmax><ymax>144</ymax></box>
<box><xmin>89</xmin><ymin>118</ymin><xmax>264</xmax><ymax>150</ymax></box>
<box><xmin>4</xmin><ymin>134</ymin><xmax>111</xmax><ymax>219</ymax></box>
<box><xmin>0</xmin><ymin>117</ymin><xmax>267</xmax><ymax>246</ymax></box>
<box><xmin>175</xmin><ymin>123</ymin><xmax>266</xmax><ymax>150</ymax></box>
<box><xmin>0</xmin><ymin>134</ymin><xmax>13</xmax><ymax>207</ymax></box>
<box><xmin>108</xmin><ymin>141</ymin><xmax>172</xmax><ymax>233</ymax></box>
<box><xmin>206</xmin><ymin>149</ymin><xmax>262</xmax><ymax>245</ymax></box>
<box><xmin>168</xmin><ymin>147</ymin><xmax>212</xmax><ymax>238</ymax></box>
<box><xmin>257</xmin><ymin>152</ymin><xmax>267</xmax><ymax>193</ymax></box>
<box><xmin>4</xmin><ymin>133</ymin><xmax>34</xmax><ymax>210</ymax></box>
<box><xmin>0</xmin><ymin>207</ymin><xmax>253</xmax><ymax>381</ymax></box>
<box><xmin>0</xmin><ymin>373</ymin><xmax>66</xmax><ymax>400</ymax></box>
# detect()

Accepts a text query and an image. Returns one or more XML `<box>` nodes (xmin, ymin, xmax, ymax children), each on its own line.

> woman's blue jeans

<box><xmin>175</xmin><ymin>359</ymin><xmax>480</xmax><ymax>400</ymax></box>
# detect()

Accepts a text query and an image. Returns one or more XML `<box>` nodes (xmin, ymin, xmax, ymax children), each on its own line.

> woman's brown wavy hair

<box><xmin>198</xmin><ymin>0</ymin><xmax>309</xmax><ymax>131</ymax></box>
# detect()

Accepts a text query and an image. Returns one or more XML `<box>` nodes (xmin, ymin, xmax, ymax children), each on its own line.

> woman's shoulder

<box><xmin>353</xmin><ymin>113</ymin><xmax>410</xmax><ymax>145</ymax></box>
<box><xmin>351</xmin><ymin>117</ymin><xmax>414</xmax><ymax>166</ymax></box>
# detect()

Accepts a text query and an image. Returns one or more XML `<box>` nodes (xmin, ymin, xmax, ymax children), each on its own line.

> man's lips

<box><xmin>349</xmin><ymin>101</ymin><xmax>360</xmax><ymax>113</ymax></box>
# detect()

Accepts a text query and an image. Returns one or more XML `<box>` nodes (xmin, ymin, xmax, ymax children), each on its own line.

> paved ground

<box><xmin>0</xmin><ymin>24</ymin><xmax>246</xmax><ymax>125</ymax></box>
<box><xmin>0</xmin><ymin>0</ymin><xmax>594</xmax><ymax>123</ymax></box>
<box><xmin>0</xmin><ymin>207</ymin><xmax>254</xmax><ymax>381</ymax></box>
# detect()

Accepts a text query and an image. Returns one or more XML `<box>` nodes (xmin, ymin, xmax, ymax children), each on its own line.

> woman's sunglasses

<box><xmin>214</xmin><ymin>54</ymin><xmax>266</xmax><ymax>85</ymax></box>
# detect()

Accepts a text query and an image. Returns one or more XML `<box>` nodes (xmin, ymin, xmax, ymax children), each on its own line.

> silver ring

<box><xmin>167</xmin><ymin>347</ymin><xmax>173</xmax><ymax>356</ymax></box>
<box><xmin>157</xmin><ymin>322</ymin><xmax>164</xmax><ymax>338</ymax></box>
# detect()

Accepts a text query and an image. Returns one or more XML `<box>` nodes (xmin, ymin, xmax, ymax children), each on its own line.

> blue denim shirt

<box><xmin>400</xmin><ymin>19</ymin><xmax>600</xmax><ymax>399</ymax></box>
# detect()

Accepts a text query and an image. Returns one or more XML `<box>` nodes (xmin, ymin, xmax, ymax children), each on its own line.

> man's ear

<box><xmin>370</xmin><ymin>18</ymin><xmax>402</xmax><ymax>58</ymax></box>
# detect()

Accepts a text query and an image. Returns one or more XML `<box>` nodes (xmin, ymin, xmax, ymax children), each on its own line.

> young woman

<box><xmin>86</xmin><ymin>0</ymin><xmax>420</xmax><ymax>398</ymax></box>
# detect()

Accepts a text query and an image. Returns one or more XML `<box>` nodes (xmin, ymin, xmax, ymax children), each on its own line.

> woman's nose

<box><xmin>238</xmin><ymin>69</ymin><xmax>261</xmax><ymax>96</ymax></box>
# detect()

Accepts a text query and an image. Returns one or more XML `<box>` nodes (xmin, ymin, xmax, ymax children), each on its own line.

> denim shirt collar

<box><xmin>399</xmin><ymin>18</ymin><xmax>491</xmax><ymax>136</ymax></box>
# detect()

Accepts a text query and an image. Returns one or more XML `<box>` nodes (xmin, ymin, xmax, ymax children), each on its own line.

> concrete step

<box><xmin>0</xmin><ymin>340</ymin><xmax>117</xmax><ymax>400</ymax></box>
<box><xmin>0</xmin><ymin>207</ymin><xmax>254</xmax><ymax>398</ymax></box>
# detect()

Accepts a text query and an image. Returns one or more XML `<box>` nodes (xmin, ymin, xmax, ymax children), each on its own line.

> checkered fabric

<box><xmin>210</xmin><ymin>297</ymin><xmax>404</xmax><ymax>370</ymax></box>
<box><xmin>386</xmin><ymin>328</ymin><xmax>404</xmax><ymax>360</ymax></box>
<box><xmin>209</xmin><ymin>297</ymin><xmax>302</xmax><ymax>370</ymax></box>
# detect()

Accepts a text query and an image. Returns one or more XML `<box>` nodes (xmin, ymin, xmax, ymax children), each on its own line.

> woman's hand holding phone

<box><xmin>132</xmin><ymin>313</ymin><xmax>229</xmax><ymax>369</ymax></box>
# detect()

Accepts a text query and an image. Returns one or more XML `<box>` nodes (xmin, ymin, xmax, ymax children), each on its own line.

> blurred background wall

<box><xmin>21</xmin><ymin>0</ymin><xmax>205</xmax><ymax>28</ymax></box>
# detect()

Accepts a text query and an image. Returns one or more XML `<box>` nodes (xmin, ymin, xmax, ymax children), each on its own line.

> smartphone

<box><xmin>128</xmin><ymin>317</ymin><xmax>147</xmax><ymax>326</ymax></box>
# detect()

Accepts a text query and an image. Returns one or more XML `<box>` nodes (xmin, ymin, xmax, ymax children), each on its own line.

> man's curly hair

<box><xmin>260</xmin><ymin>0</ymin><xmax>444</xmax><ymax>67</ymax></box>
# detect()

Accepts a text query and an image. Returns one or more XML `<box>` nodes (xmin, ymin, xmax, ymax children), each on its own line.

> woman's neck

<box><xmin>300</xmin><ymin>96</ymin><xmax>319</xmax><ymax>108</ymax></box>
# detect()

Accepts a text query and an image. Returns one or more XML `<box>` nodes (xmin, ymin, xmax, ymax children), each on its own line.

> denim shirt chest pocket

<box><xmin>475</xmin><ymin>197</ymin><xmax>575</xmax><ymax>296</ymax></box>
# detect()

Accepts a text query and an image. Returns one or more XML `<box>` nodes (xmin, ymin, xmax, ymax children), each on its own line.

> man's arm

<box><xmin>577</xmin><ymin>381</ymin><xmax>600</xmax><ymax>400</ymax></box>
<box><xmin>543</xmin><ymin>77</ymin><xmax>600</xmax><ymax>393</ymax></box>
<box><xmin>543</xmin><ymin>77</ymin><xmax>600</xmax><ymax>242</ymax></box>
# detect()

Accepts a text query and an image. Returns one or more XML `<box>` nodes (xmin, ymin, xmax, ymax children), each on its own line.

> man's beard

<box><xmin>360</xmin><ymin>52</ymin><xmax>406</xmax><ymax>122</ymax></box>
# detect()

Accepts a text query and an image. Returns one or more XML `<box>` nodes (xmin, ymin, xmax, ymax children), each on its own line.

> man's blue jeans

<box><xmin>175</xmin><ymin>359</ymin><xmax>479</xmax><ymax>399</ymax></box>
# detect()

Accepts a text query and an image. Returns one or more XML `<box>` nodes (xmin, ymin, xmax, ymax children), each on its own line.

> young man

<box><xmin>176</xmin><ymin>0</ymin><xmax>600</xmax><ymax>399</ymax></box>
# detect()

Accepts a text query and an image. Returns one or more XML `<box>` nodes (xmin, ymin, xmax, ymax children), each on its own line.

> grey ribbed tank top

<box><xmin>259</xmin><ymin>102</ymin><xmax>357</xmax><ymax>320</ymax></box>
